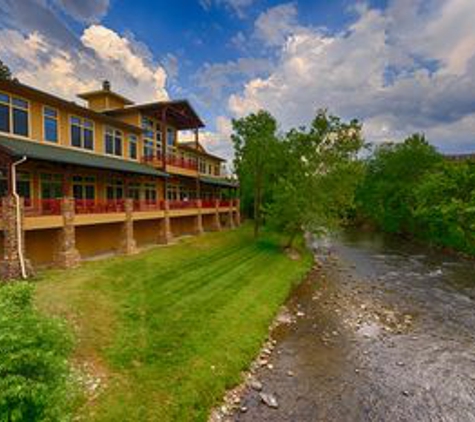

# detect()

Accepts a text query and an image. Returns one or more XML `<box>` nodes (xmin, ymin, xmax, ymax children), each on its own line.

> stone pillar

<box><xmin>228</xmin><ymin>202</ymin><xmax>235</xmax><ymax>229</ymax></box>
<box><xmin>195</xmin><ymin>199</ymin><xmax>204</xmax><ymax>235</ymax></box>
<box><xmin>119</xmin><ymin>198</ymin><xmax>137</xmax><ymax>255</ymax></box>
<box><xmin>159</xmin><ymin>200</ymin><xmax>173</xmax><ymax>244</ymax></box>
<box><xmin>213</xmin><ymin>199</ymin><xmax>222</xmax><ymax>232</ymax></box>
<box><xmin>55</xmin><ymin>197</ymin><xmax>81</xmax><ymax>269</ymax></box>
<box><xmin>1</xmin><ymin>195</ymin><xmax>33</xmax><ymax>280</ymax></box>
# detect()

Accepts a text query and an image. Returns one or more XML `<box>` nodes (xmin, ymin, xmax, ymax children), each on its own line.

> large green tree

<box><xmin>268</xmin><ymin>110</ymin><xmax>365</xmax><ymax>247</ymax></box>
<box><xmin>231</xmin><ymin>110</ymin><xmax>282</xmax><ymax>238</ymax></box>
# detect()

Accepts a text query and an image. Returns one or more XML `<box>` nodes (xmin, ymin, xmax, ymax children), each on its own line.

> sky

<box><xmin>1</xmin><ymin>0</ymin><xmax>475</xmax><ymax>160</ymax></box>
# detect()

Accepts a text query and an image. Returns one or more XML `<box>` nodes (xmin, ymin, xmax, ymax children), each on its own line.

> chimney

<box><xmin>102</xmin><ymin>80</ymin><xmax>111</xmax><ymax>91</ymax></box>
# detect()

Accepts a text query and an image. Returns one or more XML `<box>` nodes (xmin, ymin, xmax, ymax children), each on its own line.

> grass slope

<box><xmin>35</xmin><ymin>225</ymin><xmax>312</xmax><ymax>421</ymax></box>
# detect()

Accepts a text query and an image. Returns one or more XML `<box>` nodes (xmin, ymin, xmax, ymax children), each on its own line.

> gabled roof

<box><xmin>77</xmin><ymin>88</ymin><xmax>134</xmax><ymax>106</ymax></box>
<box><xmin>200</xmin><ymin>176</ymin><xmax>238</xmax><ymax>188</ymax></box>
<box><xmin>0</xmin><ymin>80</ymin><xmax>142</xmax><ymax>133</ymax></box>
<box><xmin>178</xmin><ymin>143</ymin><xmax>226</xmax><ymax>162</ymax></box>
<box><xmin>0</xmin><ymin>136</ymin><xmax>167</xmax><ymax>177</ymax></box>
<box><xmin>106</xmin><ymin>100</ymin><xmax>205</xmax><ymax>130</ymax></box>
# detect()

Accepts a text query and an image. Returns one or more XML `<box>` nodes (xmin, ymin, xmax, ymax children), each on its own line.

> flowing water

<box><xmin>233</xmin><ymin>230</ymin><xmax>475</xmax><ymax>422</ymax></box>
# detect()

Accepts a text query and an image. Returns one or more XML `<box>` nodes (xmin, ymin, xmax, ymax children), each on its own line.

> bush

<box><xmin>0</xmin><ymin>282</ymin><xmax>72</xmax><ymax>421</ymax></box>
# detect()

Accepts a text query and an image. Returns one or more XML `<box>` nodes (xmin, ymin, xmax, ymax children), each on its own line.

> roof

<box><xmin>77</xmin><ymin>89</ymin><xmax>134</xmax><ymax>106</ymax></box>
<box><xmin>178</xmin><ymin>141</ymin><xmax>226</xmax><ymax>162</ymax></box>
<box><xmin>445</xmin><ymin>153</ymin><xmax>475</xmax><ymax>162</ymax></box>
<box><xmin>106</xmin><ymin>100</ymin><xmax>205</xmax><ymax>130</ymax></box>
<box><xmin>0</xmin><ymin>136</ymin><xmax>167</xmax><ymax>177</ymax></box>
<box><xmin>0</xmin><ymin>80</ymin><xmax>142</xmax><ymax>134</ymax></box>
<box><xmin>200</xmin><ymin>176</ymin><xmax>238</xmax><ymax>188</ymax></box>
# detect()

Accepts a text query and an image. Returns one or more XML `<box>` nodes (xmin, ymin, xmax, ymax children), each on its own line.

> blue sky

<box><xmin>1</xmin><ymin>0</ymin><xmax>475</xmax><ymax>159</ymax></box>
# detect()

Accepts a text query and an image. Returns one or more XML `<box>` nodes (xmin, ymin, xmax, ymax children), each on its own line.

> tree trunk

<box><xmin>253</xmin><ymin>166</ymin><xmax>263</xmax><ymax>239</ymax></box>
<box><xmin>285</xmin><ymin>231</ymin><xmax>298</xmax><ymax>249</ymax></box>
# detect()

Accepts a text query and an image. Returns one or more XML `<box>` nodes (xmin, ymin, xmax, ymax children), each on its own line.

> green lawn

<box><xmin>35</xmin><ymin>225</ymin><xmax>312</xmax><ymax>421</ymax></box>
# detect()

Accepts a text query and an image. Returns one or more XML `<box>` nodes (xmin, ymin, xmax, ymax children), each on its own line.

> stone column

<box><xmin>228</xmin><ymin>200</ymin><xmax>236</xmax><ymax>229</ymax></box>
<box><xmin>213</xmin><ymin>199</ymin><xmax>222</xmax><ymax>232</ymax></box>
<box><xmin>159</xmin><ymin>200</ymin><xmax>173</xmax><ymax>244</ymax></box>
<box><xmin>119</xmin><ymin>198</ymin><xmax>137</xmax><ymax>255</ymax></box>
<box><xmin>55</xmin><ymin>197</ymin><xmax>81</xmax><ymax>269</ymax></box>
<box><xmin>1</xmin><ymin>195</ymin><xmax>32</xmax><ymax>280</ymax></box>
<box><xmin>195</xmin><ymin>199</ymin><xmax>204</xmax><ymax>235</ymax></box>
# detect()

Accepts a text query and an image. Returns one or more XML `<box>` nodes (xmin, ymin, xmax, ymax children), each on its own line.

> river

<box><xmin>233</xmin><ymin>230</ymin><xmax>475</xmax><ymax>422</ymax></box>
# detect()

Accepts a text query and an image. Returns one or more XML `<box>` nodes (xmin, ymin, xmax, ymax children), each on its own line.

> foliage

<box><xmin>355</xmin><ymin>134</ymin><xmax>475</xmax><ymax>254</ymax></box>
<box><xmin>0</xmin><ymin>60</ymin><xmax>13</xmax><ymax>81</ymax></box>
<box><xmin>356</xmin><ymin>134</ymin><xmax>442</xmax><ymax>233</ymax></box>
<box><xmin>231</xmin><ymin>111</ymin><xmax>282</xmax><ymax>237</ymax></box>
<box><xmin>267</xmin><ymin>110</ymin><xmax>365</xmax><ymax>246</ymax></box>
<box><xmin>0</xmin><ymin>282</ymin><xmax>72</xmax><ymax>422</ymax></box>
<box><xmin>35</xmin><ymin>226</ymin><xmax>312</xmax><ymax>421</ymax></box>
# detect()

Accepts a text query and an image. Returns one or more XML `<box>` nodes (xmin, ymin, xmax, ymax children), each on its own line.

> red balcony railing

<box><xmin>133</xmin><ymin>199</ymin><xmax>165</xmax><ymax>212</ymax></box>
<box><xmin>24</xmin><ymin>199</ymin><xmax>63</xmax><ymax>216</ymax></box>
<box><xmin>201</xmin><ymin>199</ymin><xmax>216</xmax><ymax>209</ymax></box>
<box><xmin>74</xmin><ymin>199</ymin><xmax>126</xmax><ymax>214</ymax></box>
<box><xmin>141</xmin><ymin>152</ymin><xmax>163</xmax><ymax>164</ymax></box>
<box><xmin>168</xmin><ymin>200</ymin><xmax>198</xmax><ymax>210</ymax></box>
<box><xmin>219</xmin><ymin>199</ymin><xmax>232</xmax><ymax>207</ymax></box>
<box><xmin>165</xmin><ymin>155</ymin><xmax>198</xmax><ymax>171</ymax></box>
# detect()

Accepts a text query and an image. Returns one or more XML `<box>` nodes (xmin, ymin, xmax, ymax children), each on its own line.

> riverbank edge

<box><xmin>208</xmin><ymin>253</ymin><xmax>321</xmax><ymax>421</ymax></box>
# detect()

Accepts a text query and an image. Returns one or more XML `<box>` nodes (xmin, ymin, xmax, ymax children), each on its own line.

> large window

<box><xmin>41</xmin><ymin>173</ymin><xmax>63</xmax><ymax>199</ymax></box>
<box><xmin>142</xmin><ymin>117</ymin><xmax>162</xmax><ymax>158</ymax></box>
<box><xmin>17</xmin><ymin>172</ymin><xmax>31</xmax><ymax>199</ymax></box>
<box><xmin>70</xmin><ymin>116</ymin><xmax>94</xmax><ymax>150</ymax></box>
<box><xmin>0</xmin><ymin>92</ymin><xmax>29</xmax><ymax>137</ymax></box>
<box><xmin>127</xmin><ymin>182</ymin><xmax>141</xmax><ymax>200</ymax></box>
<box><xmin>144</xmin><ymin>183</ymin><xmax>157</xmax><ymax>201</ymax></box>
<box><xmin>143</xmin><ymin>139</ymin><xmax>154</xmax><ymax>158</ymax></box>
<box><xmin>166</xmin><ymin>127</ymin><xmax>175</xmax><ymax>147</ymax></box>
<box><xmin>43</xmin><ymin>107</ymin><xmax>58</xmax><ymax>143</ymax></box>
<box><xmin>105</xmin><ymin>127</ymin><xmax>123</xmax><ymax>156</ymax></box>
<box><xmin>106</xmin><ymin>179</ymin><xmax>124</xmax><ymax>200</ymax></box>
<box><xmin>72</xmin><ymin>175</ymin><xmax>95</xmax><ymax>200</ymax></box>
<box><xmin>129</xmin><ymin>135</ymin><xmax>138</xmax><ymax>160</ymax></box>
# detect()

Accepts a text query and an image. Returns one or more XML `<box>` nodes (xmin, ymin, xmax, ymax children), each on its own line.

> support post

<box><xmin>195</xmin><ymin>199</ymin><xmax>204</xmax><ymax>235</ymax></box>
<box><xmin>228</xmin><ymin>201</ymin><xmax>235</xmax><ymax>229</ymax></box>
<box><xmin>119</xmin><ymin>198</ymin><xmax>137</xmax><ymax>255</ymax></box>
<box><xmin>213</xmin><ymin>198</ymin><xmax>222</xmax><ymax>232</ymax></box>
<box><xmin>159</xmin><ymin>200</ymin><xmax>173</xmax><ymax>244</ymax></box>
<box><xmin>234</xmin><ymin>198</ymin><xmax>241</xmax><ymax>227</ymax></box>
<box><xmin>1</xmin><ymin>195</ymin><xmax>33</xmax><ymax>280</ymax></box>
<box><xmin>56</xmin><ymin>197</ymin><xmax>81</xmax><ymax>268</ymax></box>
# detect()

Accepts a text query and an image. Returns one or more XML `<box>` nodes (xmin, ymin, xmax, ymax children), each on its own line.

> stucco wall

<box><xmin>75</xmin><ymin>223</ymin><xmax>122</xmax><ymax>258</ymax></box>
<box><xmin>25</xmin><ymin>228</ymin><xmax>60</xmax><ymax>266</ymax></box>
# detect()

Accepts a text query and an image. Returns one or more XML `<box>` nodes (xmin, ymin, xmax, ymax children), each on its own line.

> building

<box><xmin>0</xmin><ymin>79</ymin><xmax>239</xmax><ymax>279</ymax></box>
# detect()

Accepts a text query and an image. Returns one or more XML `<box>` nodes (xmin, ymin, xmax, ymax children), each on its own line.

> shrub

<box><xmin>0</xmin><ymin>282</ymin><xmax>72</xmax><ymax>421</ymax></box>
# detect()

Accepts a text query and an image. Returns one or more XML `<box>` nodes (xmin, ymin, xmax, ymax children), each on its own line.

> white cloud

<box><xmin>254</xmin><ymin>3</ymin><xmax>302</xmax><ymax>46</ymax></box>
<box><xmin>228</xmin><ymin>0</ymin><xmax>475</xmax><ymax>152</ymax></box>
<box><xmin>55</xmin><ymin>0</ymin><xmax>110</xmax><ymax>23</ymax></box>
<box><xmin>0</xmin><ymin>25</ymin><xmax>169</xmax><ymax>103</ymax></box>
<box><xmin>199</xmin><ymin>0</ymin><xmax>255</xmax><ymax>17</ymax></box>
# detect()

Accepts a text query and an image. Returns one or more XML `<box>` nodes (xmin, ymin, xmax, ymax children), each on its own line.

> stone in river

<box><xmin>260</xmin><ymin>393</ymin><xmax>279</xmax><ymax>409</ymax></box>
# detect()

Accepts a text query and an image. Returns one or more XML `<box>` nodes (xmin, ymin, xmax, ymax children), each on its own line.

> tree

<box><xmin>355</xmin><ymin>133</ymin><xmax>442</xmax><ymax>234</ymax></box>
<box><xmin>231</xmin><ymin>110</ymin><xmax>282</xmax><ymax>238</ymax></box>
<box><xmin>0</xmin><ymin>59</ymin><xmax>13</xmax><ymax>81</ymax></box>
<box><xmin>268</xmin><ymin>110</ymin><xmax>365</xmax><ymax>247</ymax></box>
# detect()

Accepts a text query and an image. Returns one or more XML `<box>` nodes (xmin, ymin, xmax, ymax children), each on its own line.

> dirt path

<box><xmin>226</xmin><ymin>231</ymin><xmax>475</xmax><ymax>422</ymax></box>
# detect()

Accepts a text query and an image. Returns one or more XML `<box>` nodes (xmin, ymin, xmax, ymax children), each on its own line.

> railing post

<box><xmin>195</xmin><ymin>199</ymin><xmax>204</xmax><ymax>235</ymax></box>
<box><xmin>1</xmin><ymin>195</ymin><xmax>33</xmax><ymax>280</ymax></box>
<box><xmin>119</xmin><ymin>198</ymin><xmax>137</xmax><ymax>255</ymax></box>
<box><xmin>159</xmin><ymin>200</ymin><xmax>173</xmax><ymax>244</ymax></box>
<box><xmin>56</xmin><ymin>197</ymin><xmax>81</xmax><ymax>269</ymax></box>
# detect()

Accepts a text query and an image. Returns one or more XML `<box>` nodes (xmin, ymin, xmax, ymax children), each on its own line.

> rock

<box><xmin>296</xmin><ymin>311</ymin><xmax>305</xmax><ymax>317</ymax></box>
<box><xmin>397</xmin><ymin>361</ymin><xmax>405</xmax><ymax>367</ymax></box>
<box><xmin>287</xmin><ymin>370</ymin><xmax>295</xmax><ymax>377</ymax></box>
<box><xmin>250</xmin><ymin>380</ymin><xmax>263</xmax><ymax>392</ymax></box>
<box><xmin>355</xmin><ymin>368</ymin><xmax>360</xmax><ymax>374</ymax></box>
<box><xmin>240</xmin><ymin>406</ymin><xmax>248</xmax><ymax>413</ymax></box>
<box><xmin>260</xmin><ymin>393</ymin><xmax>279</xmax><ymax>409</ymax></box>
<box><xmin>267</xmin><ymin>364</ymin><xmax>274</xmax><ymax>370</ymax></box>
<box><xmin>402</xmin><ymin>390</ymin><xmax>410</xmax><ymax>397</ymax></box>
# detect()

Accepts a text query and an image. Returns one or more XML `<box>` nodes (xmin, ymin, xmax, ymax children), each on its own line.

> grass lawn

<box><xmin>35</xmin><ymin>225</ymin><xmax>313</xmax><ymax>421</ymax></box>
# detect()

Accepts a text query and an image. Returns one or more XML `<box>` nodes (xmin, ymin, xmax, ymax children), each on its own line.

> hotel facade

<box><xmin>0</xmin><ymin>79</ymin><xmax>239</xmax><ymax>279</ymax></box>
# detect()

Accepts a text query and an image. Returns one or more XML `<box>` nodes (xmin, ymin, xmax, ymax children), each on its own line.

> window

<box><xmin>41</xmin><ymin>173</ymin><xmax>63</xmax><ymax>199</ymax></box>
<box><xmin>166</xmin><ymin>127</ymin><xmax>175</xmax><ymax>146</ymax></box>
<box><xmin>70</xmin><ymin>116</ymin><xmax>94</xmax><ymax>150</ymax></box>
<box><xmin>167</xmin><ymin>185</ymin><xmax>179</xmax><ymax>200</ymax></box>
<box><xmin>127</xmin><ymin>182</ymin><xmax>141</xmax><ymax>200</ymax></box>
<box><xmin>72</xmin><ymin>175</ymin><xmax>95</xmax><ymax>200</ymax></box>
<box><xmin>144</xmin><ymin>183</ymin><xmax>157</xmax><ymax>201</ymax></box>
<box><xmin>214</xmin><ymin>165</ymin><xmax>220</xmax><ymax>176</ymax></box>
<box><xmin>199</xmin><ymin>159</ymin><xmax>206</xmax><ymax>174</ymax></box>
<box><xmin>0</xmin><ymin>92</ymin><xmax>29</xmax><ymax>137</ymax></box>
<box><xmin>106</xmin><ymin>179</ymin><xmax>124</xmax><ymax>200</ymax></box>
<box><xmin>17</xmin><ymin>172</ymin><xmax>31</xmax><ymax>199</ymax></box>
<box><xmin>43</xmin><ymin>107</ymin><xmax>58</xmax><ymax>143</ymax></box>
<box><xmin>142</xmin><ymin>117</ymin><xmax>162</xmax><ymax>158</ymax></box>
<box><xmin>143</xmin><ymin>139</ymin><xmax>154</xmax><ymax>158</ymax></box>
<box><xmin>105</xmin><ymin>127</ymin><xmax>123</xmax><ymax>156</ymax></box>
<box><xmin>129</xmin><ymin>135</ymin><xmax>138</xmax><ymax>160</ymax></box>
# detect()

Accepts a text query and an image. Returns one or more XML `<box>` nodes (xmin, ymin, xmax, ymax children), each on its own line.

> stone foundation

<box><xmin>55</xmin><ymin>198</ymin><xmax>81</xmax><ymax>268</ymax></box>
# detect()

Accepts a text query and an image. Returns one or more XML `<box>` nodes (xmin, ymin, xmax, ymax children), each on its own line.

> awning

<box><xmin>0</xmin><ymin>136</ymin><xmax>168</xmax><ymax>177</ymax></box>
<box><xmin>200</xmin><ymin>176</ymin><xmax>238</xmax><ymax>188</ymax></box>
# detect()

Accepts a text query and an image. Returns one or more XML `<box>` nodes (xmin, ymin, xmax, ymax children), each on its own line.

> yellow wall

<box><xmin>170</xmin><ymin>216</ymin><xmax>196</xmax><ymax>236</ymax></box>
<box><xmin>25</xmin><ymin>228</ymin><xmax>60</xmax><ymax>266</ymax></box>
<box><xmin>134</xmin><ymin>219</ymin><xmax>160</xmax><ymax>246</ymax></box>
<box><xmin>76</xmin><ymin>223</ymin><xmax>122</xmax><ymax>257</ymax></box>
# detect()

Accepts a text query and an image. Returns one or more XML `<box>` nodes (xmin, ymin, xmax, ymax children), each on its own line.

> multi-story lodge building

<box><xmin>0</xmin><ymin>79</ymin><xmax>239</xmax><ymax>279</ymax></box>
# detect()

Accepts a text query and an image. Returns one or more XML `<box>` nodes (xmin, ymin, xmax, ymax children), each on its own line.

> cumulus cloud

<box><xmin>0</xmin><ymin>25</ymin><xmax>168</xmax><ymax>103</ymax></box>
<box><xmin>228</xmin><ymin>0</ymin><xmax>475</xmax><ymax>152</ymax></box>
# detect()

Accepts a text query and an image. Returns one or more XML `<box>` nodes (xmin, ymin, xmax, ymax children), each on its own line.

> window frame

<box><xmin>104</xmin><ymin>126</ymin><xmax>123</xmax><ymax>157</ymax></box>
<box><xmin>69</xmin><ymin>115</ymin><xmax>95</xmax><ymax>151</ymax></box>
<box><xmin>128</xmin><ymin>134</ymin><xmax>138</xmax><ymax>160</ymax></box>
<box><xmin>0</xmin><ymin>91</ymin><xmax>31</xmax><ymax>138</ymax></box>
<box><xmin>43</xmin><ymin>106</ymin><xmax>59</xmax><ymax>143</ymax></box>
